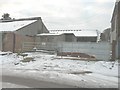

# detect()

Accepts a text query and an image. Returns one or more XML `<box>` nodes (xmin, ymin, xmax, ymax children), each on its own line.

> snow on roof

<box><xmin>49</xmin><ymin>30</ymin><xmax>98</xmax><ymax>37</ymax></box>
<box><xmin>74</xmin><ymin>30</ymin><xmax>98</xmax><ymax>37</ymax></box>
<box><xmin>37</xmin><ymin>33</ymin><xmax>62</xmax><ymax>36</ymax></box>
<box><xmin>0</xmin><ymin>20</ymin><xmax>37</xmax><ymax>31</ymax></box>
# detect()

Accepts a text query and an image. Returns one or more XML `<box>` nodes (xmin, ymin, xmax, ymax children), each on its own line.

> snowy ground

<box><xmin>0</xmin><ymin>51</ymin><xmax>119</xmax><ymax>88</ymax></box>
<box><xmin>1</xmin><ymin>82</ymin><xmax>29</xmax><ymax>88</ymax></box>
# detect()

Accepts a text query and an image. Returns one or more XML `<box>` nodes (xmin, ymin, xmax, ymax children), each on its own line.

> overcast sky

<box><xmin>0</xmin><ymin>0</ymin><xmax>116</xmax><ymax>32</ymax></box>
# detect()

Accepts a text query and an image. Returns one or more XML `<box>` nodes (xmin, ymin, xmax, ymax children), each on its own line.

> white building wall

<box><xmin>116</xmin><ymin>0</ymin><xmax>120</xmax><ymax>2</ymax></box>
<box><xmin>111</xmin><ymin>15</ymin><xmax>117</xmax><ymax>43</ymax></box>
<box><xmin>0</xmin><ymin>32</ymin><xmax>2</xmax><ymax>51</ymax></box>
<box><xmin>111</xmin><ymin>30</ymin><xmax>117</xmax><ymax>42</ymax></box>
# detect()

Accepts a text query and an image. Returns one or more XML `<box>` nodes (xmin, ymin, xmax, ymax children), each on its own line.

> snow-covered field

<box><xmin>0</xmin><ymin>51</ymin><xmax>119</xmax><ymax>88</ymax></box>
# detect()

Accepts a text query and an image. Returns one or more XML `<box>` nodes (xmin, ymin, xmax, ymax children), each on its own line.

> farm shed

<box><xmin>36</xmin><ymin>29</ymin><xmax>100</xmax><ymax>43</ymax></box>
<box><xmin>0</xmin><ymin>17</ymin><xmax>49</xmax><ymax>52</ymax></box>
<box><xmin>36</xmin><ymin>33</ymin><xmax>77</xmax><ymax>42</ymax></box>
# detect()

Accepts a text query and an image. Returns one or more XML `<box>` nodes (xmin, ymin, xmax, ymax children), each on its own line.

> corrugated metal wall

<box><xmin>58</xmin><ymin>42</ymin><xmax>111</xmax><ymax>61</ymax></box>
<box><xmin>22</xmin><ymin>42</ymin><xmax>111</xmax><ymax>60</ymax></box>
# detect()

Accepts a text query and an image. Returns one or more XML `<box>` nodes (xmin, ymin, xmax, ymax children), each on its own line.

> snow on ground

<box><xmin>0</xmin><ymin>51</ymin><xmax>119</xmax><ymax>88</ymax></box>
<box><xmin>2</xmin><ymin>82</ymin><xmax>29</xmax><ymax>88</ymax></box>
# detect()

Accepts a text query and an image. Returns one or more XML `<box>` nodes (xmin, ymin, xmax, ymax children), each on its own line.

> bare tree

<box><xmin>1</xmin><ymin>13</ymin><xmax>12</xmax><ymax>20</ymax></box>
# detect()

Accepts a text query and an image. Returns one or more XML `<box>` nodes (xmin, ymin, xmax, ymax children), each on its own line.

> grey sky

<box><xmin>0</xmin><ymin>0</ymin><xmax>116</xmax><ymax>32</ymax></box>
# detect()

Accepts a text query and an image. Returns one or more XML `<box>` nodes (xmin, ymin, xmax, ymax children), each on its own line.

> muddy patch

<box><xmin>69</xmin><ymin>71</ymin><xmax>92</xmax><ymax>75</ymax></box>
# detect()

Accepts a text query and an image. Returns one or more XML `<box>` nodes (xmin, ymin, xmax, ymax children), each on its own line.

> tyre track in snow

<box><xmin>2</xmin><ymin>74</ymin><xmax>77</xmax><ymax>88</ymax></box>
<box><xmin>77</xmin><ymin>74</ymin><xmax>118</xmax><ymax>88</ymax></box>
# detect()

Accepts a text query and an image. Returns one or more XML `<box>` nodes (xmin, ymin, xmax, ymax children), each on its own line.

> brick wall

<box><xmin>2</xmin><ymin>32</ymin><xmax>35</xmax><ymax>52</ymax></box>
<box><xmin>14</xmin><ymin>33</ymin><xmax>35</xmax><ymax>52</ymax></box>
<box><xmin>2</xmin><ymin>32</ymin><xmax>14</xmax><ymax>52</ymax></box>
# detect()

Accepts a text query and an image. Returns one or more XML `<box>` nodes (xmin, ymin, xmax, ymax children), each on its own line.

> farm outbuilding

<box><xmin>36</xmin><ymin>33</ymin><xmax>77</xmax><ymax>42</ymax></box>
<box><xmin>36</xmin><ymin>29</ymin><xmax>100</xmax><ymax>43</ymax></box>
<box><xmin>0</xmin><ymin>17</ymin><xmax>49</xmax><ymax>52</ymax></box>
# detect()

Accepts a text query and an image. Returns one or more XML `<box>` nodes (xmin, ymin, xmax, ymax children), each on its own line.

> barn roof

<box><xmin>37</xmin><ymin>33</ymin><xmax>61</xmax><ymax>36</ymax></box>
<box><xmin>0</xmin><ymin>20</ymin><xmax>37</xmax><ymax>32</ymax></box>
<box><xmin>48</xmin><ymin>30</ymin><xmax>99</xmax><ymax>37</ymax></box>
